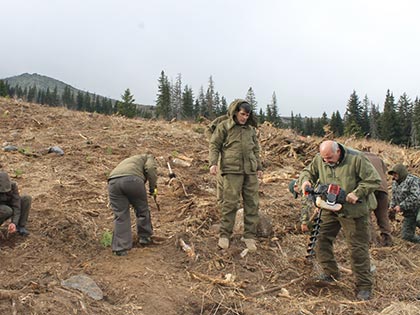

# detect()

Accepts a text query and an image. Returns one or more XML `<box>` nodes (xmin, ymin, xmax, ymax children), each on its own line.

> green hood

<box><xmin>388</xmin><ymin>164</ymin><xmax>408</xmax><ymax>183</ymax></box>
<box><xmin>0</xmin><ymin>172</ymin><xmax>12</xmax><ymax>192</ymax></box>
<box><xmin>227</xmin><ymin>99</ymin><xmax>258</xmax><ymax>127</ymax></box>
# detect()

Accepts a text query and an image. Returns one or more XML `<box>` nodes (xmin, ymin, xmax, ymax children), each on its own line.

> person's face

<box><xmin>321</xmin><ymin>148</ymin><xmax>340</xmax><ymax>166</ymax></box>
<box><xmin>235</xmin><ymin>109</ymin><xmax>250</xmax><ymax>125</ymax></box>
<box><xmin>392</xmin><ymin>173</ymin><xmax>399</xmax><ymax>181</ymax></box>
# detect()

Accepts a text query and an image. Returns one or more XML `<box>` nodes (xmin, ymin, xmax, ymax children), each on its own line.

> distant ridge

<box><xmin>1</xmin><ymin>72</ymin><xmax>153</xmax><ymax>113</ymax></box>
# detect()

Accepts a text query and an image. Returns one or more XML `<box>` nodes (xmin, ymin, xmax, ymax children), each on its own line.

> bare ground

<box><xmin>1</xmin><ymin>98</ymin><xmax>420</xmax><ymax>315</ymax></box>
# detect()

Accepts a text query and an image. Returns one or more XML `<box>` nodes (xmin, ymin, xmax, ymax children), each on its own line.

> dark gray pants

<box><xmin>108</xmin><ymin>176</ymin><xmax>153</xmax><ymax>252</ymax></box>
<box><xmin>0</xmin><ymin>195</ymin><xmax>32</xmax><ymax>227</ymax></box>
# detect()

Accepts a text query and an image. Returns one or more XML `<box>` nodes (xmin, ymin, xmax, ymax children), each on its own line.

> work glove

<box><xmin>149</xmin><ymin>187</ymin><xmax>158</xmax><ymax>197</ymax></box>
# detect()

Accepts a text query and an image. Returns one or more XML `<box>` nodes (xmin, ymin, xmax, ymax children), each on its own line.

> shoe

<box><xmin>139</xmin><ymin>236</ymin><xmax>152</xmax><ymax>245</ymax></box>
<box><xmin>381</xmin><ymin>234</ymin><xmax>393</xmax><ymax>247</ymax></box>
<box><xmin>356</xmin><ymin>290</ymin><xmax>372</xmax><ymax>301</ymax></box>
<box><xmin>218</xmin><ymin>237</ymin><xmax>229</xmax><ymax>249</ymax></box>
<box><xmin>314</xmin><ymin>273</ymin><xmax>340</xmax><ymax>282</ymax></box>
<box><xmin>113</xmin><ymin>250</ymin><xmax>128</xmax><ymax>256</ymax></box>
<box><xmin>17</xmin><ymin>226</ymin><xmax>30</xmax><ymax>236</ymax></box>
<box><xmin>242</xmin><ymin>238</ymin><xmax>257</xmax><ymax>252</ymax></box>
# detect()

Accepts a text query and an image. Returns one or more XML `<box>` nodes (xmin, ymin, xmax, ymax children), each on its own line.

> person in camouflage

<box><xmin>300</xmin><ymin>140</ymin><xmax>381</xmax><ymax>301</ymax></box>
<box><xmin>108</xmin><ymin>154</ymin><xmax>158</xmax><ymax>256</ymax></box>
<box><xmin>288</xmin><ymin>179</ymin><xmax>317</xmax><ymax>232</ymax></box>
<box><xmin>388</xmin><ymin>164</ymin><xmax>420</xmax><ymax>243</ymax></box>
<box><xmin>209</xmin><ymin>99</ymin><xmax>262</xmax><ymax>251</ymax></box>
<box><xmin>0</xmin><ymin>171</ymin><xmax>32</xmax><ymax>236</ymax></box>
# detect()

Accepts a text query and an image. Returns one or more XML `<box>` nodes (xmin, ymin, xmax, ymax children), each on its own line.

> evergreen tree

<box><xmin>295</xmin><ymin>114</ymin><xmax>304</xmax><ymax>135</ymax></box>
<box><xmin>181</xmin><ymin>85</ymin><xmax>194</xmax><ymax>119</ymax></box>
<box><xmin>117</xmin><ymin>88</ymin><xmax>137</xmax><ymax>118</ymax></box>
<box><xmin>84</xmin><ymin>92</ymin><xmax>92</xmax><ymax>112</ymax></box>
<box><xmin>344</xmin><ymin>90</ymin><xmax>363</xmax><ymax>137</ymax></box>
<box><xmin>369</xmin><ymin>103</ymin><xmax>380</xmax><ymax>139</ymax></box>
<box><xmin>412</xmin><ymin>97</ymin><xmax>420</xmax><ymax>147</ymax></box>
<box><xmin>198</xmin><ymin>86</ymin><xmax>207</xmax><ymax>117</ymax></box>
<box><xmin>258</xmin><ymin>108</ymin><xmax>266</xmax><ymax>124</ymax></box>
<box><xmin>269</xmin><ymin>91</ymin><xmax>280</xmax><ymax>127</ymax></box>
<box><xmin>193</xmin><ymin>98</ymin><xmax>200</xmax><ymax>119</ymax></box>
<box><xmin>379</xmin><ymin>89</ymin><xmax>400</xmax><ymax>143</ymax></box>
<box><xmin>214</xmin><ymin>92</ymin><xmax>221</xmax><ymax>116</ymax></box>
<box><xmin>76</xmin><ymin>91</ymin><xmax>84</xmax><ymax>111</ymax></box>
<box><xmin>360</xmin><ymin>95</ymin><xmax>370</xmax><ymax>136</ymax></box>
<box><xmin>329</xmin><ymin>111</ymin><xmax>344</xmax><ymax>137</ymax></box>
<box><xmin>27</xmin><ymin>85</ymin><xmax>37</xmax><ymax>102</ymax></box>
<box><xmin>314</xmin><ymin>112</ymin><xmax>328</xmax><ymax>137</ymax></box>
<box><xmin>205</xmin><ymin>76</ymin><xmax>216</xmax><ymax>119</ymax></box>
<box><xmin>220</xmin><ymin>96</ymin><xmax>228</xmax><ymax>115</ymax></box>
<box><xmin>171</xmin><ymin>73</ymin><xmax>182</xmax><ymax>120</ymax></box>
<box><xmin>245</xmin><ymin>87</ymin><xmax>258</xmax><ymax>111</ymax></box>
<box><xmin>290</xmin><ymin>111</ymin><xmax>295</xmax><ymax>130</ymax></box>
<box><xmin>304</xmin><ymin>117</ymin><xmax>314</xmax><ymax>135</ymax></box>
<box><xmin>397</xmin><ymin>93</ymin><xmax>412</xmax><ymax>146</ymax></box>
<box><xmin>155</xmin><ymin>70</ymin><xmax>172</xmax><ymax>120</ymax></box>
<box><xmin>51</xmin><ymin>86</ymin><xmax>60</xmax><ymax>107</ymax></box>
<box><xmin>0</xmin><ymin>80</ymin><xmax>7</xmax><ymax>97</ymax></box>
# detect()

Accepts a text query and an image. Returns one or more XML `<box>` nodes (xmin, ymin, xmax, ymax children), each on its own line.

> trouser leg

<box><xmin>0</xmin><ymin>204</ymin><xmax>13</xmax><ymax>226</ymax></box>
<box><xmin>242</xmin><ymin>174</ymin><xmax>259</xmax><ymax>239</ymax></box>
<box><xmin>316</xmin><ymin>212</ymin><xmax>341</xmax><ymax>276</ymax></box>
<box><xmin>341</xmin><ymin>215</ymin><xmax>372</xmax><ymax>290</ymax></box>
<box><xmin>220</xmin><ymin>174</ymin><xmax>243</xmax><ymax>238</ymax></box>
<box><xmin>108</xmin><ymin>177</ymin><xmax>133</xmax><ymax>252</ymax></box>
<box><xmin>374</xmin><ymin>192</ymin><xmax>392</xmax><ymax>236</ymax></box>
<box><xmin>402</xmin><ymin>215</ymin><xmax>420</xmax><ymax>243</ymax></box>
<box><xmin>18</xmin><ymin>195</ymin><xmax>32</xmax><ymax>227</ymax></box>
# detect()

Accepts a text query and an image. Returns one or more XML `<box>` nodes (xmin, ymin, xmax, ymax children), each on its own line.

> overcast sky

<box><xmin>1</xmin><ymin>0</ymin><xmax>420</xmax><ymax>117</ymax></box>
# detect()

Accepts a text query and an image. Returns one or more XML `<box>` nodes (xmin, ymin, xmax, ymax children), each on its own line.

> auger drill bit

<box><xmin>306</xmin><ymin>209</ymin><xmax>322</xmax><ymax>259</ymax></box>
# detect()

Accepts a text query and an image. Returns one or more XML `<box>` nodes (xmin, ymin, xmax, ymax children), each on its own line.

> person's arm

<box><xmin>399</xmin><ymin>177</ymin><xmax>420</xmax><ymax>213</ymax></box>
<box><xmin>208</xmin><ymin>124</ymin><xmax>225</xmax><ymax>175</ymax></box>
<box><xmin>144</xmin><ymin>155</ymin><xmax>158</xmax><ymax>192</ymax></box>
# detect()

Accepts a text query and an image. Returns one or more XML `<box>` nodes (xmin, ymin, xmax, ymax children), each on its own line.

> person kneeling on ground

<box><xmin>0</xmin><ymin>171</ymin><xmax>32</xmax><ymax>236</ymax></box>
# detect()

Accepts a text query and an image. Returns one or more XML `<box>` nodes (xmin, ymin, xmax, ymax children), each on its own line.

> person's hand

<box><xmin>388</xmin><ymin>208</ymin><xmax>397</xmax><ymax>221</ymax></box>
<box><xmin>149</xmin><ymin>187</ymin><xmax>157</xmax><ymax>197</ymax></box>
<box><xmin>301</xmin><ymin>181</ymin><xmax>311</xmax><ymax>194</ymax></box>
<box><xmin>210</xmin><ymin>165</ymin><xmax>217</xmax><ymax>175</ymax></box>
<box><xmin>257</xmin><ymin>170</ymin><xmax>263</xmax><ymax>179</ymax></box>
<box><xmin>346</xmin><ymin>192</ymin><xmax>359</xmax><ymax>204</ymax></box>
<box><xmin>394</xmin><ymin>205</ymin><xmax>401</xmax><ymax>212</ymax></box>
<box><xmin>301</xmin><ymin>224</ymin><xmax>309</xmax><ymax>232</ymax></box>
<box><xmin>8</xmin><ymin>223</ymin><xmax>16</xmax><ymax>234</ymax></box>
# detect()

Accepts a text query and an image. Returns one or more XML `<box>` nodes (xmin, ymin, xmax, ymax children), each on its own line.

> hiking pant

<box><xmin>0</xmin><ymin>195</ymin><xmax>32</xmax><ymax>227</ymax></box>
<box><xmin>316</xmin><ymin>211</ymin><xmax>372</xmax><ymax>291</ymax></box>
<box><xmin>401</xmin><ymin>212</ymin><xmax>420</xmax><ymax>243</ymax></box>
<box><xmin>108</xmin><ymin>176</ymin><xmax>153</xmax><ymax>252</ymax></box>
<box><xmin>220</xmin><ymin>173</ymin><xmax>259</xmax><ymax>239</ymax></box>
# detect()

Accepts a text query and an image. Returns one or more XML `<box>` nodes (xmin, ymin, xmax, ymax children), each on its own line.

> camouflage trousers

<box><xmin>219</xmin><ymin>173</ymin><xmax>259</xmax><ymax>239</ymax></box>
<box><xmin>401</xmin><ymin>212</ymin><xmax>420</xmax><ymax>243</ymax></box>
<box><xmin>316</xmin><ymin>211</ymin><xmax>372</xmax><ymax>290</ymax></box>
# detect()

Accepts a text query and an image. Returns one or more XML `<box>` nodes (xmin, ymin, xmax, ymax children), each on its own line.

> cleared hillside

<box><xmin>0</xmin><ymin>97</ymin><xmax>420</xmax><ymax>315</ymax></box>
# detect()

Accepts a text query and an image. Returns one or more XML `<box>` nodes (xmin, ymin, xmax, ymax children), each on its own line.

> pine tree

<box><xmin>360</xmin><ymin>95</ymin><xmax>370</xmax><ymax>136</ymax></box>
<box><xmin>397</xmin><ymin>93</ymin><xmax>412</xmax><ymax>146</ymax></box>
<box><xmin>245</xmin><ymin>87</ymin><xmax>258</xmax><ymax>111</ymax></box>
<box><xmin>295</xmin><ymin>114</ymin><xmax>304</xmax><ymax>135</ymax></box>
<box><xmin>0</xmin><ymin>80</ymin><xmax>7</xmax><ymax>97</ymax></box>
<box><xmin>155</xmin><ymin>70</ymin><xmax>172</xmax><ymax>120</ymax></box>
<box><xmin>412</xmin><ymin>97</ymin><xmax>420</xmax><ymax>147</ymax></box>
<box><xmin>181</xmin><ymin>85</ymin><xmax>194</xmax><ymax>119</ymax></box>
<box><xmin>369</xmin><ymin>103</ymin><xmax>380</xmax><ymax>139</ymax></box>
<box><xmin>27</xmin><ymin>85</ymin><xmax>37</xmax><ymax>102</ymax></box>
<box><xmin>344</xmin><ymin>90</ymin><xmax>363</xmax><ymax>137</ymax></box>
<box><xmin>205</xmin><ymin>76</ymin><xmax>215</xmax><ymax>119</ymax></box>
<box><xmin>117</xmin><ymin>88</ymin><xmax>137</xmax><ymax>118</ymax></box>
<box><xmin>171</xmin><ymin>73</ymin><xmax>183</xmax><ymax>120</ymax></box>
<box><xmin>220</xmin><ymin>97</ymin><xmax>228</xmax><ymax>115</ymax></box>
<box><xmin>198</xmin><ymin>86</ymin><xmax>207</xmax><ymax>117</ymax></box>
<box><xmin>329</xmin><ymin>111</ymin><xmax>344</xmax><ymax>137</ymax></box>
<box><xmin>379</xmin><ymin>89</ymin><xmax>400</xmax><ymax>143</ymax></box>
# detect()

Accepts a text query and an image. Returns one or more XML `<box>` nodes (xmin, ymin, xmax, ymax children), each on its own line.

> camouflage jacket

<box><xmin>390</xmin><ymin>174</ymin><xmax>420</xmax><ymax>215</ymax></box>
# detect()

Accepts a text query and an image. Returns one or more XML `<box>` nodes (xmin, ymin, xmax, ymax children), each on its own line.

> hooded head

<box><xmin>388</xmin><ymin>164</ymin><xmax>408</xmax><ymax>183</ymax></box>
<box><xmin>0</xmin><ymin>172</ymin><xmax>12</xmax><ymax>193</ymax></box>
<box><xmin>227</xmin><ymin>99</ymin><xmax>258</xmax><ymax>127</ymax></box>
<box><xmin>288</xmin><ymin>179</ymin><xmax>299</xmax><ymax>199</ymax></box>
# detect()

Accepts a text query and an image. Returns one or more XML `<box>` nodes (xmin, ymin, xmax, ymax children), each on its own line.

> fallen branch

<box><xmin>188</xmin><ymin>271</ymin><xmax>245</xmax><ymax>288</ymax></box>
<box><xmin>250</xmin><ymin>275</ymin><xmax>304</xmax><ymax>297</ymax></box>
<box><xmin>0</xmin><ymin>289</ymin><xmax>20</xmax><ymax>300</ymax></box>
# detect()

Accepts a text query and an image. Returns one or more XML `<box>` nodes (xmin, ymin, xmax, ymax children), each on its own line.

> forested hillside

<box><xmin>1</xmin><ymin>97</ymin><xmax>420</xmax><ymax>315</ymax></box>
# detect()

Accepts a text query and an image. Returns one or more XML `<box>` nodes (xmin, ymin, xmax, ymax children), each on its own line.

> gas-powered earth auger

<box><xmin>304</xmin><ymin>184</ymin><xmax>347</xmax><ymax>259</ymax></box>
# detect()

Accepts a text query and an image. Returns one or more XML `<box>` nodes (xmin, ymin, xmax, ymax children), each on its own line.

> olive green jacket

<box><xmin>208</xmin><ymin>99</ymin><xmax>262</xmax><ymax>175</ymax></box>
<box><xmin>299</xmin><ymin>143</ymin><xmax>381</xmax><ymax>218</ymax></box>
<box><xmin>108</xmin><ymin>154</ymin><xmax>158</xmax><ymax>190</ymax></box>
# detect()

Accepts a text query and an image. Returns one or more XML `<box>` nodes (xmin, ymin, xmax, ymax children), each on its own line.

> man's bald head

<box><xmin>319</xmin><ymin>140</ymin><xmax>341</xmax><ymax>165</ymax></box>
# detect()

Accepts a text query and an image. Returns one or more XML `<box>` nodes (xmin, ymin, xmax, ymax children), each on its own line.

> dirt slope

<box><xmin>1</xmin><ymin>98</ymin><xmax>420</xmax><ymax>315</ymax></box>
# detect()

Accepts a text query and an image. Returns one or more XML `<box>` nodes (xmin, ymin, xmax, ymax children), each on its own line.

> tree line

<box><xmin>1</xmin><ymin>72</ymin><xmax>419</xmax><ymax>147</ymax></box>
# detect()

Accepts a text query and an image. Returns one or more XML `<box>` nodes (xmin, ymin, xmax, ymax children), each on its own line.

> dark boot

<box><xmin>381</xmin><ymin>233</ymin><xmax>393</xmax><ymax>247</ymax></box>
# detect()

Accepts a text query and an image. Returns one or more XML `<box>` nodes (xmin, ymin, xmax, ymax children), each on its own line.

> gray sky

<box><xmin>1</xmin><ymin>0</ymin><xmax>420</xmax><ymax>117</ymax></box>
